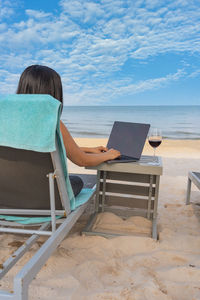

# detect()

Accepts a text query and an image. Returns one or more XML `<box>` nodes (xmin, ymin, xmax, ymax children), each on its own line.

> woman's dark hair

<box><xmin>16</xmin><ymin>65</ymin><xmax>63</xmax><ymax>104</ymax></box>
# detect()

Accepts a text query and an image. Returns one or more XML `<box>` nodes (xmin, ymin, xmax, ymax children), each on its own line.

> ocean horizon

<box><xmin>61</xmin><ymin>105</ymin><xmax>200</xmax><ymax>139</ymax></box>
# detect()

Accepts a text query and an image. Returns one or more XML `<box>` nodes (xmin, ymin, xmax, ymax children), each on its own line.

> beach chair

<box><xmin>186</xmin><ymin>171</ymin><xmax>200</xmax><ymax>204</ymax></box>
<box><xmin>0</xmin><ymin>95</ymin><xmax>96</xmax><ymax>300</ymax></box>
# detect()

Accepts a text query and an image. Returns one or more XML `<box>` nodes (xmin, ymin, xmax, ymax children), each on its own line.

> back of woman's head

<box><xmin>16</xmin><ymin>65</ymin><xmax>63</xmax><ymax>103</ymax></box>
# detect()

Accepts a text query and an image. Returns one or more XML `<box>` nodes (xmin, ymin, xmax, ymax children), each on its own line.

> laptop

<box><xmin>106</xmin><ymin>121</ymin><xmax>150</xmax><ymax>163</ymax></box>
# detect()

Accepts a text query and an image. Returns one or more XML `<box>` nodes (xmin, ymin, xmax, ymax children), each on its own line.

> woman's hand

<box><xmin>104</xmin><ymin>148</ymin><xmax>121</xmax><ymax>160</ymax></box>
<box><xmin>90</xmin><ymin>146</ymin><xmax>108</xmax><ymax>154</ymax></box>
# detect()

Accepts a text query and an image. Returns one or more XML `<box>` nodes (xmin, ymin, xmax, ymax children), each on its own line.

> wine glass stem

<box><xmin>154</xmin><ymin>148</ymin><xmax>156</xmax><ymax>157</ymax></box>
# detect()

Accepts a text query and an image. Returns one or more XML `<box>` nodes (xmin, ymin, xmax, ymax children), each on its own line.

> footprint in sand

<box><xmin>164</xmin><ymin>203</ymin><xmax>182</xmax><ymax>209</ymax></box>
<box><xmin>8</xmin><ymin>241</ymin><xmax>24</xmax><ymax>247</ymax></box>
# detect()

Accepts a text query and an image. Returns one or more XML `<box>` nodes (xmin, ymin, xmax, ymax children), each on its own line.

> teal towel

<box><xmin>0</xmin><ymin>94</ymin><xmax>60</xmax><ymax>152</ymax></box>
<box><xmin>74</xmin><ymin>188</ymin><xmax>94</xmax><ymax>208</ymax></box>
<box><xmin>0</xmin><ymin>94</ymin><xmax>76</xmax><ymax>210</ymax></box>
<box><xmin>0</xmin><ymin>188</ymin><xmax>94</xmax><ymax>224</ymax></box>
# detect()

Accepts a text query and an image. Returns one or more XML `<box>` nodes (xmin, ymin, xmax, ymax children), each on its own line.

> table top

<box><xmin>86</xmin><ymin>155</ymin><xmax>163</xmax><ymax>175</ymax></box>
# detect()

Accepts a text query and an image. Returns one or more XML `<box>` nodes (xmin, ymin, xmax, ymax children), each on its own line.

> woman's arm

<box><xmin>60</xmin><ymin>121</ymin><xmax>120</xmax><ymax>167</ymax></box>
<box><xmin>80</xmin><ymin>146</ymin><xmax>108</xmax><ymax>154</ymax></box>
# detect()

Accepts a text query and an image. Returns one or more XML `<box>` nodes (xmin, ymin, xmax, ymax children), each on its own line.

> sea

<box><xmin>61</xmin><ymin>106</ymin><xmax>200</xmax><ymax>139</ymax></box>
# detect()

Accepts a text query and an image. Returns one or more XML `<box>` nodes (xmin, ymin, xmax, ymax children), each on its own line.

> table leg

<box><xmin>153</xmin><ymin>175</ymin><xmax>160</xmax><ymax>219</ymax></box>
<box><xmin>147</xmin><ymin>175</ymin><xmax>153</xmax><ymax>219</ymax></box>
<box><xmin>101</xmin><ymin>171</ymin><xmax>107</xmax><ymax>212</ymax></box>
<box><xmin>95</xmin><ymin>170</ymin><xmax>101</xmax><ymax>213</ymax></box>
<box><xmin>151</xmin><ymin>176</ymin><xmax>160</xmax><ymax>239</ymax></box>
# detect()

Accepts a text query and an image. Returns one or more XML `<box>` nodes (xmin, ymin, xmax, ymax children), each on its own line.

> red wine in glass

<box><xmin>148</xmin><ymin>128</ymin><xmax>162</xmax><ymax>161</ymax></box>
<box><xmin>149</xmin><ymin>140</ymin><xmax>162</xmax><ymax>148</ymax></box>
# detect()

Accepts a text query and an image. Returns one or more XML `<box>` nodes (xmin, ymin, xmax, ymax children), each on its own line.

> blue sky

<box><xmin>0</xmin><ymin>0</ymin><xmax>200</xmax><ymax>105</ymax></box>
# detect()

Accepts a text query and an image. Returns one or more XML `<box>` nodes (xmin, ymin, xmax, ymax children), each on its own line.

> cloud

<box><xmin>62</xmin><ymin>68</ymin><xmax>187</xmax><ymax>105</ymax></box>
<box><xmin>188</xmin><ymin>69</ymin><xmax>200</xmax><ymax>78</ymax></box>
<box><xmin>25</xmin><ymin>9</ymin><xmax>52</xmax><ymax>19</ymax></box>
<box><xmin>60</xmin><ymin>0</ymin><xmax>104</xmax><ymax>23</ymax></box>
<box><xmin>0</xmin><ymin>7</ymin><xmax>80</xmax><ymax>48</ymax></box>
<box><xmin>0</xmin><ymin>69</ymin><xmax>20</xmax><ymax>94</ymax></box>
<box><xmin>112</xmin><ymin>69</ymin><xmax>185</xmax><ymax>95</ymax></box>
<box><xmin>0</xmin><ymin>0</ymin><xmax>15</xmax><ymax>20</ymax></box>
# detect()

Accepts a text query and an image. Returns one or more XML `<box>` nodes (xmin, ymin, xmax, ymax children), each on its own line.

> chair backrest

<box><xmin>0</xmin><ymin>146</ymin><xmax>62</xmax><ymax>210</ymax></box>
<box><xmin>0</xmin><ymin>94</ymin><xmax>72</xmax><ymax>214</ymax></box>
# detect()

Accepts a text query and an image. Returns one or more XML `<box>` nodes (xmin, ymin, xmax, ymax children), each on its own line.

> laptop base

<box><xmin>106</xmin><ymin>155</ymin><xmax>138</xmax><ymax>164</ymax></box>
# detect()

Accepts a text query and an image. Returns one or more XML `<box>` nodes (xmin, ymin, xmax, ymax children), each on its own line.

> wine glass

<box><xmin>148</xmin><ymin>128</ymin><xmax>162</xmax><ymax>163</ymax></box>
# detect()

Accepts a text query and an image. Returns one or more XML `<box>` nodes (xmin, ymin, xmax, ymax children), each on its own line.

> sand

<box><xmin>1</xmin><ymin>139</ymin><xmax>200</xmax><ymax>300</ymax></box>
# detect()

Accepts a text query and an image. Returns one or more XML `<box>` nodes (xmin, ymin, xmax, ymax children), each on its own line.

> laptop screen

<box><xmin>107</xmin><ymin>121</ymin><xmax>150</xmax><ymax>160</ymax></box>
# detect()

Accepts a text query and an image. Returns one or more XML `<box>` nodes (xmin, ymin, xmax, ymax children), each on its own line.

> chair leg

<box><xmin>152</xmin><ymin>218</ymin><xmax>158</xmax><ymax>240</ymax></box>
<box><xmin>186</xmin><ymin>178</ymin><xmax>192</xmax><ymax>205</ymax></box>
<box><xmin>14</xmin><ymin>277</ymin><xmax>28</xmax><ymax>300</ymax></box>
<box><xmin>12</xmin><ymin>206</ymin><xmax>86</xmax><ymax>299</ymax></box>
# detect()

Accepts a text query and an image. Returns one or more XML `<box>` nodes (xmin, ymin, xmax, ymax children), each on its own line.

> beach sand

<box><xmin>1</xmin><ymin>139</ymin><xmax>200</xmax><ymax>300</ymax></box>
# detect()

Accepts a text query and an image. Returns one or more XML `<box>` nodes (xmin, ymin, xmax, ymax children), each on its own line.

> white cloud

<box><xmin>61</xmin><ymin>68</ymin><xmax>187</xmax><ymax>105</ymax></box>
<box><xmin>0</xmin><ymin>8</ymin><xmax>80</xmax><ymax>48</ymax></box>
<box><xmin>188</xmin><ymin>69</ymin><xmax>200</xmax><ymax>78</ymax></box>
<box><xmin>0</xmin><ymin>52</ymin><xmax>35</xmax><ymax>71</ymax></box>
<box><xmin>25</xmin><ymin>9</ymin><xmax>52</xmax><ymax>19</ymax></box>
<box><xmin>0</xmin><ymin>0</ymin><xmax>14</xmax><ymax>20</ymax></box>
<box><xmin>112</xmin><ymin>69</ymin><xmax>185</xmax><ymax>95</ymax></box>
<box><xmin>60</xmin><ymin>0</ymin><xmax>104</xmax><ymax>23</ymax></box>
<box><xmin>0</xmin><ymin>69</ymin><xmax>20</xmax><ymax>94</ymax></box>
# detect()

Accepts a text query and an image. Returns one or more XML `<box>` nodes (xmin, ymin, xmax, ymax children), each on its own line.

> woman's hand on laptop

<box><xmin>105</xmin><ymin>148</ymin><xmax>121</xmax><ymax>160</ymax></box>
<box><xmin>95</xmin><ymin>146</ymin><xmax>108</xmax><ymax>153</ymax></box>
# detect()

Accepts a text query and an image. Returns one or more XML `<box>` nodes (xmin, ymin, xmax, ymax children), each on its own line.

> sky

<box><xmin>0</xmin><ymin>0</ymin><xmax>200</xmax><ymax>106</ymax></box>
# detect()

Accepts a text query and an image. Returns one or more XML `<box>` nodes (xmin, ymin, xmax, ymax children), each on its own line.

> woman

<box><xmin>17</xmin><ymin>65</ymin><xmax>120</xmax><ymax>196</ymax></box>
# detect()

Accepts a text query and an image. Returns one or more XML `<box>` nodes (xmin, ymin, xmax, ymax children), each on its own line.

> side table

<box><xmin>82</xmin><ymin>155</ymin><xmax>163</xmax><ymax>239</ymax></box>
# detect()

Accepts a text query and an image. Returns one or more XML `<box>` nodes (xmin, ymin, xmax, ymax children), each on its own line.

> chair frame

<box><xmin>0</xmin><ymin>142</ymin><xmax>95</xmax><ymax>300</ymax></box>
<box><xmin>186</xmin><ymin>171</ymin><xmax>200</xmax><ymax>205</ymax></box>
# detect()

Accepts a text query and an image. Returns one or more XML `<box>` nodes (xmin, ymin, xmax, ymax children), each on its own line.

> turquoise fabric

<box><xmin>0</xmin><ymin>94</ymin><xmax>60</xmax><ymax>152</ymax></box>
<box><xmin>73</xmin><ymin>188</ymin><xmax>94</xmax><ymax>208</ymax></box>
<box><xmin>0</xmin><ymin>94</ymin><xmax>91</xmax><ymax>218</ymax></box>
<box><xmin>0</xmin><ymin>215</ymin><xmax>62</xmax><ymax>224</ymax></box>
<box><xmin>56</xmin><ymin>120</ymin><xmax>76</xmax><ymax>210</ymax></box>
<box><xmin>0</xmin><ymin>189</ymin><xmax>94</xmax><ymax>224</ymax></box>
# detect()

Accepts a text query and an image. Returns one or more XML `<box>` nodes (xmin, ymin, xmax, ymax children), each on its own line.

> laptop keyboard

<box><xmin>115</xmin><ymin>155</ymin><xmax>137</xmax><ymax>161</ymax></box>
